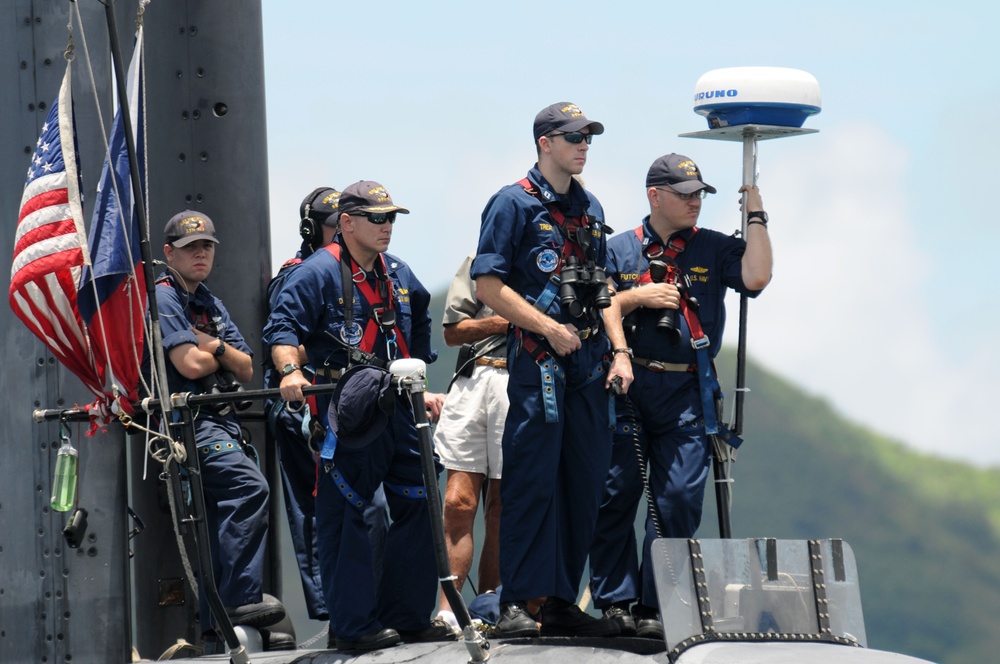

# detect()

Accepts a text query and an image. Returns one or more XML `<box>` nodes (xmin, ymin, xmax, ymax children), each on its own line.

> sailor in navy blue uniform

<box><xmin>472</xmin><ymin>102</ymin><xmax>633</xmax><ymax>638</ymax></box>
<box><xmin>156</xmin><ymin>210</ymin><xmax>284</xmax><ymax>631</ymax></box>
<box><xmin>588</xmin><ymin>154</ymin><xmax>773</xmax><ymax>638</ymax></box>
<box><xmin>264</xmin><ymin>181</ymin><xmax>451</xmax><ymax>652</ymax></box>
<box><xmin>264</xmin><ymin>187</ymin><xmax>346</xmax><ymax>622</ymax></box>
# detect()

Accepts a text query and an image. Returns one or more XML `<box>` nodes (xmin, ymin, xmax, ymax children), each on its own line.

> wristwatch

<box><xmin>281</xmin><ymin>363</ymin><xmax>302</xmax><ymax>377</ymax></box>
<box><xmin>213</xmin><ymin>340</ymin><xmax>227</xmax><ymax>358</ymax></box>
<box><xmin>747</xmin><ymin>210</ymin><xmax>768</xmax><ymax>224</ymax></box>
<box><xmin>612</xmin><ymin>347</ymin><xmax>633</xmax><ymax>358</ymax></box>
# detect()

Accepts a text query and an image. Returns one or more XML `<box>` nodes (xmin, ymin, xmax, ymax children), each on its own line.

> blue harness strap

<box><xmin>614</xmin><ymin>418</ymin><xmax>643</xmax><ymax>436</ymax></box>
<box><xmin>694</xmin><ymin>345</ymin><xmax>743</xmax><ymax>449</ymax></box>
<box><xmin>319</xmin><ymin>427</ymin><xmax>373</xmax><ymax>512</ymax></box>
<box><xmin>382</xmin><ymin>480</ymin><xmax>427</xmax><ymax>500</ymax></box>
<box><xmin>197</xmin><ymin>439</ymin><xmax>243</xmax><ymax>459</ymax></box>
<box><xmin>532</xmin><ymin>277</ymin><xmax>560</xmax><ymax>315</ymax></box>
<box><xmin>324</xmin><ymin>463</ymin><xmax>371</xmax><ymax>512</ymax></box>
<box><xmin>539</xmin><ymin>355</ymin><xmax>565</xmax><ymax>423</ymax></box>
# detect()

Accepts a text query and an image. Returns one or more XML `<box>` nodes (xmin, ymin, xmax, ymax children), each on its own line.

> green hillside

<box><xmin>713</xmin><ymin>349</ymin><xmax>1000</xmax><ymax>664</ymax></box>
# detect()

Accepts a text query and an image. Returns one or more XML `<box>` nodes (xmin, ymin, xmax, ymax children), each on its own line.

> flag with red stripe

<box><xmin>9</xmin><ymin>62</ymin><xmax>105</xmax><ymax>400</ymax></box>
<box><xmin>78</xmin><ymin>29</ymin><xmax>148</xmax><ymax>405</ymax></box>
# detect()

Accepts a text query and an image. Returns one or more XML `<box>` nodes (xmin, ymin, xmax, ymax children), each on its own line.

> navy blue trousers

<box><xmin>316</xmin><ymin>397</ymin><xmax>438</xmax><ymax>642</ymax></box>
<box><xmin>199</xmin><ymin>445</ymin><xmax>270</xmax><ymax>609</ymax></box>
<box><xmin>498</xmin><ymin>337</ymin><xmax>613</xmax><ymax>606</ymax></box>
<box><xmin>270</xmin><ymin>400</ymin><xmax>328</xmax><ymax>619</ymax></box>
<box><xmin>589</xmin><ymin>369</ymin><xmax>711</xmax><ymax>610</ymax></box>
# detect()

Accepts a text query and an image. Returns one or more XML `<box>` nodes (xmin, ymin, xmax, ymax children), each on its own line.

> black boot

<box><xmin>539</xmin><ymin>597</ymin><xmax>620</xmax><ymax>637</ymax></box>
<box><xmin>602</xmin><ymin>601</ymin><xmax>637</xmax><ymax>636</ymax></box>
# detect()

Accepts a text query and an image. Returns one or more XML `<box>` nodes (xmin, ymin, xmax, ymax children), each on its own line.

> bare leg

<box><xmin>477</xmin><ymin>477</ymin><xmax>502</xmax><ymax>593</ymax></box>
<box><xmin>439</xmin><ymin>469</ymin><xmax>484</xmax><ymax>612</ymax></box>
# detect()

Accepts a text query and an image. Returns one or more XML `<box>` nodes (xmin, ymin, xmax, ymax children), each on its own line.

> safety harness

<box><xmin>318</xmin><ymin>242</ymin><xmax>425</xmax><ymax>510</ymax></box>
<box><xmin>632</xmin><ymin>227</ymin><xmax>741</xmax><ymax>448</ymax></box>
<box><xmin>153</xmin><ymin>275</ymin><xmax>252</xmax><ymax>458</ymax></box>
<box><xmin>514</xmin><ymin>178</ymin><xmax>607</xmax><ymax>423</ymax></box>
<box><xmin>326</xmin><ymin>241</ymin><xmax>410</xmax><ymax>362</ymax></box>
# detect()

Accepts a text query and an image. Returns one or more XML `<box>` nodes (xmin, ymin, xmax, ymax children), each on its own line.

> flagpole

<box><xmin>101</xmin><ymin>4</ymin><xmax>247</xmax><ymax>662</ymax></box>
<box><xmin>99</xmin><ymin>2</ymin><xmax>170</xmax><ymax>418</ymax></box>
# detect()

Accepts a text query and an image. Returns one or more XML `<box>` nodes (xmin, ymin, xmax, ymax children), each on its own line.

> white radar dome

<box><xmin>693</xmin><ymin>67</ymin><xmax>821</xmax><ymax>129</ymax></box>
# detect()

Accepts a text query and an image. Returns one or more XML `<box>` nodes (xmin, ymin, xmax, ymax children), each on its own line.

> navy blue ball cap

<box><xmin>533</xmin><ymin>102</ymin><xmax>605</xmax><ymax>141</ymax></box>
<box><xmin>338</xmin><ymin>180</ymin><xmax>410</xmax><ymax>216</ymax></box>
<box><xmin>327</xmin><ymin>365</ymin><xmax>396</xmax><ymax>449</ymax></box>
<box><xmin>165</xmin><ymin>210</ymin><xmax>219</xmax><ymax>246</ymax></box>
<box><xmin>645</xmin><ymin>153</ymin><xmax>717</xmax><ymax>194</ymax></box>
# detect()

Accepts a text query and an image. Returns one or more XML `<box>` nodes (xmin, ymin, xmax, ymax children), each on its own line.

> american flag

<box><xmin>9</xmin><ymin>62</ymin><xmax>105</xmax><ymax>400</ymax></box>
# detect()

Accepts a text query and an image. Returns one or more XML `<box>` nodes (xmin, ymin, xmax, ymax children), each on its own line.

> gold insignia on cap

<box><xmin>180</xmin><ymin>216</ymin><xmax>208</xmax><ymax>234</ymax></box>
<box><xmin>561</xmin><ymin>104</ymin><xmax>585</xmax><ymax>118</ymax></box>
<box><xmin>677</xmin><ymin>160</ymin><xmax>699</xmax><ymax>177</ymax></box>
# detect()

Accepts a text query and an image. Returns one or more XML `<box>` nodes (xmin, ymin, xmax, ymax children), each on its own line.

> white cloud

<box><xmin>730</xmin><ymin>122</ymin><xmax>1000</xmax><ymax>467</ymax></box>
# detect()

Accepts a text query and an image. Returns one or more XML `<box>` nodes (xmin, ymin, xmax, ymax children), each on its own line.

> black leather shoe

<box><xmin>399</xmin><ymin>617</ymin><xmax>459</xmax><ymax>643</ymax></box>
<box><xmin>497</xmin><ymin>602</ymin><xmax>540</xmax><ymax>638</ymax></box>
<box><xmin>262</xmin><ymin>630</ymin><xmax>296</xmax><ymax>650</ymax></box>
<box><xmin>603</xmin><ymin>603</ymin><xmax>637</xmax><ymax>637</ymax></box>
<box><xmin>632</xmin><ymin>604</ymin><xmax>665</xmax><ymax>640</ymax></box>
<box><xmin>335</xmin><ymin>627</ymin><xmax>401</xmax><ymax>652</ymax></box>
<box><xmin>225</xmin><ymin>597</ymin><xmax>286</xmax><ymax>629</ymax></box>
<box><xmin>540</xmin><ymin>597</ymin><xmax>620</xmax><ymax>637</ymax></box>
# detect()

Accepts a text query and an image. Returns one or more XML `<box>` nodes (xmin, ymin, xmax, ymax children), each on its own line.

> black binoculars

<box><xmin>559</xmin><ymin>256</ymin><xmax>611</xmax><ymax>318</ymax></box>
<box><xmin>647</xmin><ymin>260</ymin><xmax>681</xmax><ymax>345</ymax></box>
<box><xmin>201</xmin><ymin>370</ymin><xmax>252</xmax><ymax>416</ymax></box>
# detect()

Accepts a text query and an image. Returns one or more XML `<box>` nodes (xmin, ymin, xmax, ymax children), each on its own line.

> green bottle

<box><xmin>51</xmin><ymin>438</ymin><xmax>78</xmax><ymax>512</ymax></box>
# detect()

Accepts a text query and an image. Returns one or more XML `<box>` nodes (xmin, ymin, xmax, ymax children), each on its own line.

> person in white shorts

<box><xmin>433</xmin><ymin>252</ymin><xmax>509</xmax><ymax>630</ymax></box>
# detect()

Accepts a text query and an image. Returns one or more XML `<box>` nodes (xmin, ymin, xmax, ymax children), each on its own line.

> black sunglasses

<box><xmin>548</xmin><ymin>131</ymin><xmax>593</xmax><ymax>145</ymax></box>
<box><xmin>355</xmin><ymin>211</ymin><xmax>397</xmax><ymax>225</ymax></box>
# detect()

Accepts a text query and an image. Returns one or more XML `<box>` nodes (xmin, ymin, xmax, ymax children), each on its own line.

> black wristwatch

<box><xmin>281</xmin><ymin>363</ymin><xmax>302</xmax><ymax>377</ymax></box>
<box><xmin>213</xmin><ymin>340</ymin><xmax>227</xmax><ymax>358</ymax></box>
<box><xmin>747</xmin><ymin>210</ymin><xmax>768</xmax><ymax>224</ymax></box>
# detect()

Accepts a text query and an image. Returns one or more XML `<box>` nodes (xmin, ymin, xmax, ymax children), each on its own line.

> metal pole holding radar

<box><xmin>390</xmin><ymin>359</ymin><xmax>490</xmax><ymax>663</ymax></box>
<box><xmin>681</xmin><ymin>67</ymin><xmax>821</xmax><ymax>537</ymax></box>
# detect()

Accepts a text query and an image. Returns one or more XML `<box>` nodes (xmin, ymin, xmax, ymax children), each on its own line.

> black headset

<box><xmin>299</xmin><ymin>187</ymin><xmax>332</xmax><ymax>249</ymax></box>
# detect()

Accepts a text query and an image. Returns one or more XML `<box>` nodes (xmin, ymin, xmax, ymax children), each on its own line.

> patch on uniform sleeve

<box><xmin>536</xmin><ymin>249</ymin><xmax>559</xmax><ymax>273</ymax></box>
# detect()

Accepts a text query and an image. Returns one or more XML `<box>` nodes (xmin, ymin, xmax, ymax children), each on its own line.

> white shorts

<box><xmin>432</xmin><ymin>364</ymin><xmax>509</xmax><ymax>478</ymax></box>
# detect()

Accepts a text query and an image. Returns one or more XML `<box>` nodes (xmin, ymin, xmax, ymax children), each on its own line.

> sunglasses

<box><xmin>548</xmin><ymin>131</ymin><xmax>593</xmax><ymax>145</ymax></box>
<box><xmin>355</xmin><ymin>211</ymin><xmax>397</xmax><ymax>225</ymax></box>
<box><xmin>656</xmin><ymin>187</ymin><xmax>707</xmax><ymax>201</ymax></box>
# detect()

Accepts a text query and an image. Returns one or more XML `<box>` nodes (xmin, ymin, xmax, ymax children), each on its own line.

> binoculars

<box><xmin>559</xmin><ymin>255</ymin><xmax>611</xmax><ymax>318</ymax></box>
<box><xmin>647</xmin><ymin>260</ymin><xmax>682</xmax><ymax>345</ymax></box>
<box><xmin>201</xmin><ymin>370</ymin><xmax>252</xmax><ymax>416</ymax></box>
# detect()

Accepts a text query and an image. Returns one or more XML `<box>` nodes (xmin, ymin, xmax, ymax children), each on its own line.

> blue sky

<box><xmin>261</xmin><ymin>1</ymin><xmax>1000</xmax><ymax>467</ymax></box>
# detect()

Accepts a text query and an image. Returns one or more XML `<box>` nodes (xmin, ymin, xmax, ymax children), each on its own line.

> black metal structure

<box><xmin>0</xmin><ymin>1</ymin><xmax>273</xmax><ymax>662</ymax></box>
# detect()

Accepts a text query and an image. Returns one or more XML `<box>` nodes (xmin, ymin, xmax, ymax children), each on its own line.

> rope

<box><xmin>63</xmin><ymin>0</ymin><xmax>202</xmax><ymax>632</ymax></box>
<box><xmin>119</xmin><ymin>409</ymin><xmax>200</xmax><ymax>598</ymax></box>
<box><xmin>72</xmin><ymin>5</ymin><xmax>156</xmax><ymax>403</ymax></box>
<box><xmin>297</xmin><ymin>624</ymin><xmax>329</xmax><ymax>650</ymax></box>
<box><xmin>153</xmin><ymin>434</ymin><xmax>199</xmax><ymax>599</ymax></box>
